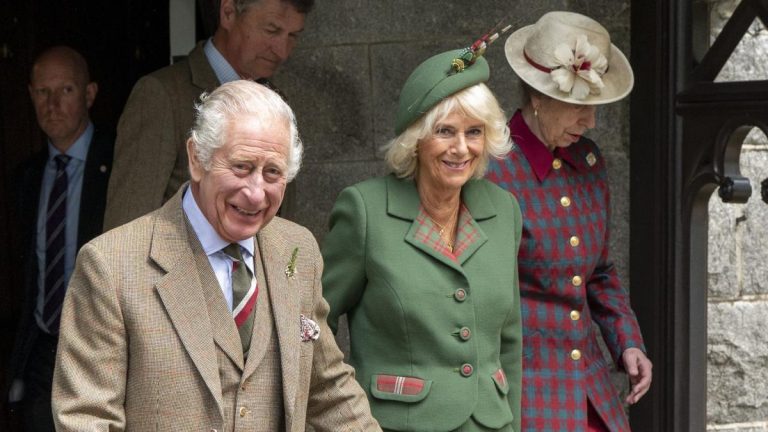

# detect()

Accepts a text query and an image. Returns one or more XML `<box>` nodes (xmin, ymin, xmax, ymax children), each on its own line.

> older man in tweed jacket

<box><xmin>52</xmin><ymin>81</ymin><xmax>380</xmax><ymax>432</ymax></box>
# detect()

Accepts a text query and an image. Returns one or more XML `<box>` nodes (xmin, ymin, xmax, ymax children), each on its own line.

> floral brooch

<box><xmin>285</xmin><ymin>247</ymin><xmax>299</xmax><ymax>278</ymax></box>
<box><xmin>550</xmin><ymin>34</ymin><xmax>608</xmax><ymax>99</ymax></box>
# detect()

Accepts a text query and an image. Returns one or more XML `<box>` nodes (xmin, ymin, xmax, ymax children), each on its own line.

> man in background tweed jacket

<box><xmin>52</xmin><ymin>80</ymin><xmax>380</xmax><ymax>432</ymax></box>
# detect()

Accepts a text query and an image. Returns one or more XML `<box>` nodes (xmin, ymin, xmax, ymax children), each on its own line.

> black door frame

<box><xmin>630</xmin><ymin>0</ymin><xmax>768</xmax><ymax>429</ymax></box>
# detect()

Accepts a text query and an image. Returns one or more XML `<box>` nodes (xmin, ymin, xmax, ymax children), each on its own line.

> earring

<box><xmin>534</xmin><ymin>107</ymin><xmax>539</xmax><ymax>117</ymax></box>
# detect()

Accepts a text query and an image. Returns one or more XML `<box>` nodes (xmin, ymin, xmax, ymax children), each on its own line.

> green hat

<box><xmin>394</xmin><ymin>49</ymin><xmax>490</xmax><ymax>135</ymax></box>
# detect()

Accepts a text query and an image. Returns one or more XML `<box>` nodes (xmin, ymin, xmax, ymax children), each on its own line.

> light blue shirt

<box><xmin>35</xmin><ymin>122</ymin><xmax>94</xmax><ymax>333</ymax></box>
<box><xmin>204</xmin><ymin>38</ymin><xmax>241</xmax><ymax>84</ymax></box>
<box><xmin>182</xmin><ymin>185</ymin><xmax>255</xmax><ymax>310</ymax></box>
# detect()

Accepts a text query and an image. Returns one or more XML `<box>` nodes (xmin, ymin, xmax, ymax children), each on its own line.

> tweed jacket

<box><xmin>7</xmin><ymin>128</ymin><xmax>113</xmax><ymax>392</ymax></box>
<box><xmin>52</xmin><ymin>186</ymin><xmax>380</xmax><ymax>432</ymax></box>
<box><xmin>103</xmin><ymin>42</ymin><xmax>218</xmax><ymax>230</ymax></box>
<box><xmin>321</xmin><ymin>175</ymin><xmax>523</xmax><ymax>432</ymax></box>
<box><xmin>486</xmin><ymin>112</ymin><xmax>646</xmax><ymax>432</ymax></box>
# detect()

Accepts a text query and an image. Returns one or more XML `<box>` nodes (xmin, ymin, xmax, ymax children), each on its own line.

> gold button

<box><xmin>239</xmin><ymin>407</ymin><xmax>247</xmax><ymax>417</ymax></box>
<box><xmin>571</xmin><ymin>349</ymin><xmax>582</xmax><ymax>361</ymax></box>
<box><xmin>572</xmin><ymin>275</ymin><xmax>583</xmax><ymax>286</ymax></box>
<box><xmin>552</xmin><ymin>158</ymin><xmax>562</xmax><ymax>169</ymax></box>
<box><xmin>570</xmin><ymin>310</ymin><xmax>581</xmax><ymax>321</ymax></box>
<box><xmin>569</xmin><ymin>236</ymin><xmax>580</xmax><ymax>247</ymax></box>
<box><xmin>560</xmin><ymin>196</ymin><xmax>571</xmax><ymax>207</ymax></box>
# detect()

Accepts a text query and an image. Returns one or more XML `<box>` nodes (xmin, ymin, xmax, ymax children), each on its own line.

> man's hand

<box><xmin>622</xmin><ymin>347</ymin><xmax>652</xmax><ymax>404</ymax></box>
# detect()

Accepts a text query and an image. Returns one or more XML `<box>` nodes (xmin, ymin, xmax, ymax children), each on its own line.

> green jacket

<box><xmin>322</xmin><ymin>175</ymin><xmax>523</xmax><ymax>432</ymax></box>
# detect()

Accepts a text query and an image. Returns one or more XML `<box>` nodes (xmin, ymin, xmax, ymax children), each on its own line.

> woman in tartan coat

<box><xmin>321</xmin><ymin>45</ymin><xmax>524</xmax><ymax>431</ymax></box>
<box><xmin>486</xmin><ymin>12</ymin><xmax>653</xmax><ymax>432</ymax></box>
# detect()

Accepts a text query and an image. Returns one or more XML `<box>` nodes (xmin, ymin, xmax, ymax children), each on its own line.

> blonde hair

<box><xmin>382</xmin><ymin>83</ymin><xmax>511</xmax><ymax>179</ymax></box>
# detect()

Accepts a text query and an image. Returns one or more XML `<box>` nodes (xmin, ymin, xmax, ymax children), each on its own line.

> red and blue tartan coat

<box><xmin>486</xmin><ymin>111</ymin><xmax>646</xmax><ymax>432</ymax></box>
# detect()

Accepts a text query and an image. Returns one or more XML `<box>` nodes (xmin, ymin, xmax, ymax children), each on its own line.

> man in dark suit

<box><xmin>6</xmin><ymin>45</ymin><xmax>113</xmax><ymax>432</ymax></box>
<box><xmin>103</xmin><ymin>0</ymin><xmax>313</xmax><ymax>230</ymax></box>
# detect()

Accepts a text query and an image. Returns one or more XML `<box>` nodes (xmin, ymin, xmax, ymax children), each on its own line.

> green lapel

<box><xmin>386</xmin><ymin>175</ymin><xmax>496</xmax><ymax>269</ymax></box>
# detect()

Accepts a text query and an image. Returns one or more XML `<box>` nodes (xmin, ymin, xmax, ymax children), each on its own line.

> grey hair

<box><xmin>234</xmin><ymin>0</ymin><xmax>314</xmax><ymax>14</ymax></box>
<box><xmin>382</xmin><ymin>83</ymin><xmax>511</xmax><ymax>180</ymax></box>
<box><xmin>189</xmin><ymin>79</ymin><xmax>303</xmax><ymax>181</ymax></box>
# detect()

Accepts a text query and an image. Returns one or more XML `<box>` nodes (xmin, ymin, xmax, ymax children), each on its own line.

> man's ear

<box><xmin>219</xmin><ymin>0</ymin><xmax>237</xmax><ymax>31</ymax></box>
<box><xmin>187</xmin><ymin>138</ymin><xmax>204</xmax><ymax>182</ymax></box>
<box><xmin>85</xmin><ymin>82</ymin><xmax>98</xmax><ymax>109</ymax></box>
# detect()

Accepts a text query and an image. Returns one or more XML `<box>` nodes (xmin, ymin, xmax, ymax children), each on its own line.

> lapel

<box><xmin>77</xmin><ymin>128</ymin><xmax>114</xmax><ymax>247</ymax></box>
<box><xmin>150</xmin><ymin>188</ymin><xmax>225</xmax><ymax>419</ymax></box>
<box><xmin>255</xmin><ymin>221</ymin><xmax>301</xmax><ymax>426</ymax></box>
<box><xmin>387</xmin><ymin>176</ymin><xmax>495</xmax><ymax>270</ymax></box>
<box><xmin>241</xmin><ymin>246</ymin><xmax>272</xmax><ymax>378</ymax></box>
<box><xmin>189</xmin><ymin>42</ymin><xmax>221</xmax><ymax>92</ymax></box>
<box><xmin>189</xmin><ymin>229</ymin><xmax>245</xmax><ymax>370</ymax></box>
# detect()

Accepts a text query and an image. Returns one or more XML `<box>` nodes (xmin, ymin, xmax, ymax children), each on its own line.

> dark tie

<box><xmin>222</xmin><ymin>243</ymin><xmax>258</xmax><ymax>355</ymax></box>
<box><xmin>42</xmin><ymin>154</ymin><xmax>71</xmax><ymax>333</ymax></box>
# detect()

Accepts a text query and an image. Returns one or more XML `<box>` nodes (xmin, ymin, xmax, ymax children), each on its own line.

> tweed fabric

<box><xmin>103</xmin><ymin>43</ymin><xmax>219</xmax><ymax>230</ymax></box>
<box><xmin>52</xmin><ymin>185</ymin><xmax>380</xmax><ymax>431</ymax></box>
<box><xmin>486</xmin><ymin>112</ymin><xmax>646</xmax><ymax>432</ymax></box>
<box><xmin>322</xmin><ymin>175</ymin><xmax>523</xmax><ymax>432</ymax></box>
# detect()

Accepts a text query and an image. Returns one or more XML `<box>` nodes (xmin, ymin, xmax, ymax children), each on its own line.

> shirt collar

<box><xmin>182</xmin><ymin>185</ymin><xmax>255</xmax><ymax>257</ymax></box>
<box><xmin>509</xmin><ymin>110</ymin><xmax>583</xmax><ymax>182</ymax></box>
<box><xmin>204</xmin><ymin>38</ymin><xmax>242</xmax><ymax>84</ymax></box>
<box><xmin>47</xmin><ymin>121</ymin><xmax>93</xmax><ymax>162</ymax></box>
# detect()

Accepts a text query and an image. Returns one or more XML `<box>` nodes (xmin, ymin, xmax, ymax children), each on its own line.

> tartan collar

<box><xmin>509</xmin><ymin>110</ymin><xmax>584</xmax><ymax>182</ymax></box>
<box><xmin>386</xmin><ymin>175</ymin><xmax>491</xmax><ymax>268</ymax></box>
<box><xmin>386</xmin><ymin>174</ymin><xmax>498</xmax><ymax>221</ymax></box>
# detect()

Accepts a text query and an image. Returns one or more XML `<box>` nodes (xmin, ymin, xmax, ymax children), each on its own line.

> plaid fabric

<box><xmin>376</xmin><ymin>375</ymin><xmax>426</xmax><ymax>396</ymax></box>
<box><xmin>486</xmin><ymin>112</ymin><xmax>646</xmax><ymax>432</ymax></box>
<box><xmin>413</xmin><ymin>204</ymin><xmax>480</xmax><ymax>261</ymax></box>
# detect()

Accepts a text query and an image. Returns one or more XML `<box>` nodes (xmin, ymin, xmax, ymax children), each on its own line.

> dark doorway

<box><xmin>0</xmin><ymin>1</ymin><xmax>169</xmax><ymax>429</ymax></box>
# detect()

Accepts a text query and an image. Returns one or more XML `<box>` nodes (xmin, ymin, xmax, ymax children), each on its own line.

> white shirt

<box><xmin>182</xmin><ymin>186</ymin><xmax>255</xmax><ymax>310</ymax></box>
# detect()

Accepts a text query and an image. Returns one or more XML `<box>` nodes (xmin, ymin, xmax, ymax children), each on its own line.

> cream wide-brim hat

<box><xmin>504</xmin><ymin>11</ymin><xmax>634</xmax><ymax>105</ymax></box>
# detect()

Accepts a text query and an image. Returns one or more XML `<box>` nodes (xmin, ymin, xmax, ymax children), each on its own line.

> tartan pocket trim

<box><xmin>370</xmin><ymin>374</ymin><xmax>432</xmax><ymax>403</ymax></box>
<box><xmin>492</xmin><ymin>368</ymin><xmax>509</xmax><ymax>395</ymax></box>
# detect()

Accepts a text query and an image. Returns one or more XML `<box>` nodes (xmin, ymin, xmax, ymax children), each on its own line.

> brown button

<box><xmin>560</xmin><ymin>196</ymin><xmax>571</xmax><ymax>207</ymax></box>
<box><xmin>572</xmin><ymin>275</ymin><xmax>583</xmax><ymax>286</ymax></box>
<box><xmin>552</xmin><ymin>158</ymin><xmax>562</xmax><ymax>170</ymax></box>
<box><xmin>570</xmin><ymin>310</ymin><xmax>581</xmax><ymax>321</ymax></box>
<box><xmin>571</xmin><ymin>349</ymin><xmax>582</xmax><ymax>361</ymax></box>
<box><xmin>461</xmin><ymin>363</ymin><xmax>474</xmax><ymax>377</ymax></box>
<box><xmin>459</xmin><ymin>327</ymin><xmax>472</xmax><ymax>341</ymax></box>
<box><xmin>569</xmin><ymin>236</ymin><xmax>580</xmax><ymax>247</ymax></box>
<box><xmin>239</xmin><ymin>407</ymin><xmax>247</xmax><ymax>417</ymax></box>
<box><xmin>241</xmin><ymin>385</ymin><xmax>247</xmax><ymax>391</ymax></box>
<box><xmin>454</xmin><ymin>288</ymin><xmax>467</xmax><ymax>302</ymax></box>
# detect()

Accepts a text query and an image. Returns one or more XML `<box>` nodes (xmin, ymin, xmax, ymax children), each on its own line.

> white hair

<box><xmin>382</xmin><ymin>83</ymin><xmax>511</xmax><ymax>180</ymax></box>
<box><xmin>189</xmin><ymin>79</ymin><xmax>303</xmax><ymax>181</ymax></box>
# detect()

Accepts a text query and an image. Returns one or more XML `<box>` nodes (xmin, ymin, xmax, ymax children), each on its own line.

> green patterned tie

<box><xmin>222</xmin><ymin>243</ymin><xmax>257</xmax><ymax>355</ymax></box>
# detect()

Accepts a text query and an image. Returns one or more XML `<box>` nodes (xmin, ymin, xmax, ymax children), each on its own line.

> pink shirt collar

<box><xmin>509</xmin><ymin>110</ymin><xmax>583</xmax><ymax>182</ymax></box>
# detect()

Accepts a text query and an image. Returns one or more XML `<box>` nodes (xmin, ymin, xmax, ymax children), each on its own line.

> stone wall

<box><xmin>707</xmin><ymin>0</ymin><xmax>768</xmax><ymax>430</ymax></box>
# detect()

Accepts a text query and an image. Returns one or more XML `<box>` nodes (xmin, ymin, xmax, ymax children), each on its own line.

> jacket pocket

<box><xmin>369</xmin><ymin>374</ymin><xmax>432</xmax><ymax>403</ymax></box>
<box><xmin>491</xmin><ymin>368</ymin><xmax>509</xmax><ymax>395</ymax></box>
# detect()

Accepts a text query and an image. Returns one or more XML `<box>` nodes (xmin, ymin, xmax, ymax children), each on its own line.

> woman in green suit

<box><xmin>321</xmin><ymin>42</ymin><xmax>523</xmax><ymax>432</ymax></box>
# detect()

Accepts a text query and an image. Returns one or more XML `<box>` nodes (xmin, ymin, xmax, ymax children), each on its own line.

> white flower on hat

<box><xmin>550</xmin><ymin>34</ymin><xmax>608</xmax><ymax>100</ymax></box>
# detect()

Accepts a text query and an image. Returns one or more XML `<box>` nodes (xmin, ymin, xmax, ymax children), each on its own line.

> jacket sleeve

<box><xmin>52</xmin><ymin>243</ymin><xmax>127</xmax><ymax>431</ymax></box>
<box><xmin>320</xmin><ymin>185</ymin><xmax>369</xmax><ymax>334</ymax></box>
<box><xmin>305</xmin><ymin>228</ymin><xmax>381</xmax><ymax>431</ymax></box>
<box><xmin>102</xmin><ymin>75</ymin><xmax>177</xmax><ymax>231</ymax></box>
<box><xmin>586</xmin><ymin>160</ymin><xmax>646</xmax><ymax>365</ymax></box>
<box><xmin>499</xmin><ymin>192</ymin><xmax>523</xmax><ymax>432</ymax></box>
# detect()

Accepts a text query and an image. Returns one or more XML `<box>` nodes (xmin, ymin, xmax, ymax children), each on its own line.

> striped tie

<box><xmin>42</xmin><ymin>154</ymin><xmax>71</xmax><ymax>333</ymax></box>
<box><xmin>222</xmin><ymin>243</ymin><xmax>258</xmax><ymax>355</ymax></box>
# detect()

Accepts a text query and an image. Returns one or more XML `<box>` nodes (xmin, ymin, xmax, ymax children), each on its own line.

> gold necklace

<box><xmin>426</xmin><ymin>210</ymin><xmax>457</xmax><ymax>252</ymax></box>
